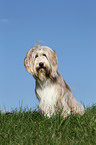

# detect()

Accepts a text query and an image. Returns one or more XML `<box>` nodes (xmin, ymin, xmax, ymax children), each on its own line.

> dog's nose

<box><xmin>39</xmin><ymin>62</ymin><xmax>44</xmax><ymax>67</ymax></box>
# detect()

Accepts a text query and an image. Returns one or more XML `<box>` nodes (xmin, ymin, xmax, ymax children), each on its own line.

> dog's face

<box><xmin>24</xmin><ymin>44</ymin><xmax>58</xmax><ymax>81</ymax></box>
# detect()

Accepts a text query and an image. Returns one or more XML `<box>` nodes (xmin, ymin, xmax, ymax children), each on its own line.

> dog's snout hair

<box><xmin>24</xmin><ymin>42</ymin><xmax>85</xmax><ymax>117</ymax></box>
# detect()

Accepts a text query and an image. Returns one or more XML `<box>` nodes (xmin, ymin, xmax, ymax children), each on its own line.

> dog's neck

<box><xmin>36</xmin><ymin>76</ymin><xmax>58</xmax><ymax>89</ymax></box>
<box><xmin>36</xmin><ymin>79</ymin><xmax>52</xmax><ymax>89</ymax></box>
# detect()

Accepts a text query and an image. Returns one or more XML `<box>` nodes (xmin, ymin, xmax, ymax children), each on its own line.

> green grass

<box><xmin>0</xmin><ymin>105</ymin><xmax>96</xmax><ymax>145</ymax></box>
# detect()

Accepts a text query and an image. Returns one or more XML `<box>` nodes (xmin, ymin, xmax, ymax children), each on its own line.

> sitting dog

<box><xmin>24</xmin><ymin>43</ymin><xmax>85</xmax><ymax>117</ymax></box>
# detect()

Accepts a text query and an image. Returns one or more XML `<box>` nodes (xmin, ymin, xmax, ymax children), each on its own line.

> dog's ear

<box><xmin>50</xmin><ymin>50</ymin><xmax>58</xmax><ymax>78</ymax></box>
<box><xmin>24</xmin><ymin>48</ymin><xmax>34</xmax><ymax>75</ymax></box>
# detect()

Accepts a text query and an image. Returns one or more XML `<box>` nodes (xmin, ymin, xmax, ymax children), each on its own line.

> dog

<box><xmin>24</xmin><ymin>42</ymin><xmax>85</xmax><ymax>117</ymax></box>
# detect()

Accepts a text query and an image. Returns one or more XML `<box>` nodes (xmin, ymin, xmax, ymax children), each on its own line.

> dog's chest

<box><xmin>36</xmin><ymin>83</ymin><xmax>58</xmax><ymax>107</ymax></box>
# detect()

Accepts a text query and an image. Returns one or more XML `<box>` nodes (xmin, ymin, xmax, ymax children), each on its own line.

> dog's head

<box><xmin>24</xmin><ymin>43</ymin><xmax>58</xmax><ymax>81</ymax></box>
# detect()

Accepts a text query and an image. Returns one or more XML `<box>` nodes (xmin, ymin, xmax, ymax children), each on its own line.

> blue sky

<box><xmin>0</xmin><ymin>0</ymin><xmax>96</xmax><ymax>111</ymax></box>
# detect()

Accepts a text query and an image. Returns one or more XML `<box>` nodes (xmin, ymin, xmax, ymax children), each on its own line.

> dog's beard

<box><xmin>35</xmin><ymin>65</ymin><xmax>50</xmax><ymax>81</ymax></box>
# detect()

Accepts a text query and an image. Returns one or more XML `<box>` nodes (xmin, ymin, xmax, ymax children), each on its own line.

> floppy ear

<box><xmin>50</xmin><ymin>50</ymin><xmax>58</xmax><ymax>78</ymax></box>
<box><xmin>24</xmin><ymin>48</ymin><xmax>34</xmax><ymax>75</ymax></box>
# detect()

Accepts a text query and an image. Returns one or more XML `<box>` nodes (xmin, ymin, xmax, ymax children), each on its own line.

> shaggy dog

<box><xmin>24</xmin><ymin>43</ymin><xmax>85</xmax><ymax>117</ymax></box>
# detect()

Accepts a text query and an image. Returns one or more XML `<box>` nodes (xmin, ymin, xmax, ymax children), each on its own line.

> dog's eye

<box><xmin>43</xmin><ymin>54</ymin><xmax>47</xmax><ymax>57</ymax></box>
<box><xmin>35</xmin><ymin>54</ymin><xmax>38</xmax><ymax>58</ymax></box>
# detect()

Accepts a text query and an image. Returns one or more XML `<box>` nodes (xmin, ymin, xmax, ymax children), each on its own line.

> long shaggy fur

<box><xmin>24</xmin><ymin>43</ymin><xmax>85</xmax><ymax>117</ymax></box>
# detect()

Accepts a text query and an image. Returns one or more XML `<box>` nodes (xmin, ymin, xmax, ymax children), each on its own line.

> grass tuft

<box><xmin>0</xmin><ymin>104</ymin><xmax>96</xmax><ymax>144</ymax></box>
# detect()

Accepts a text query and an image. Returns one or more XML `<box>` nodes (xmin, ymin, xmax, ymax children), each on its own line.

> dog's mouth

<box><xmin>36</xmin><ymin>64</ymin><xmax>48</xmax><ymax>74</ymax></box>
<box><xmin>36</xmin><ymin>66</ymin><xmax>46</xmax><ymax>72</ymax></box>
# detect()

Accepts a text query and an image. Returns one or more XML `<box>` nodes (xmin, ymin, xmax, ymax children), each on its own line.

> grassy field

<box><xmin>0</xmin><ymin>105</ymin><xmax>96</xmax><ymax>145</ymax></box>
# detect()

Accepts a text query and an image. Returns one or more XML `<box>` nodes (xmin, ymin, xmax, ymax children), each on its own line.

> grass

<box><xmin>0</xmin><ymin>104</ymin><xmax>96</xmax><ymax>145</ymax></box>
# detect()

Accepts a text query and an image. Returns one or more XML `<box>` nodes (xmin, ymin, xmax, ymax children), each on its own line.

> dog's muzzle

<box><xmin>36</xmin><ymin>62</ymin><xmax>50</xmax><ymax>78</ymax></box>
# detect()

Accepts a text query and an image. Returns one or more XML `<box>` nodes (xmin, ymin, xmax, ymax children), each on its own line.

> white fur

<box><xmin>36</xmin><ymin>81</ymin><xmax>58</xmax><ymax>117</ymax></box>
